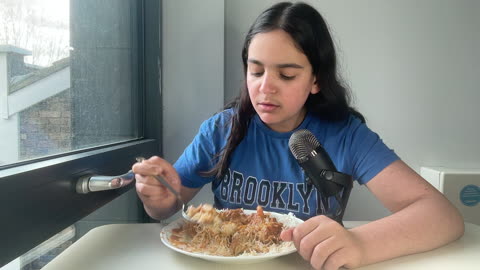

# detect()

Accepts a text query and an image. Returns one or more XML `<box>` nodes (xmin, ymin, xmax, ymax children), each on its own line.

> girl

<box><xmin>133</xmin><ymin>2</ymin><xmax>464</xmax><ymax>269</ymax></box>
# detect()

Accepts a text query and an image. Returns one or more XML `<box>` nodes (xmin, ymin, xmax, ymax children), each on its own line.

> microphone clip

<box><xmin>305</xmin><ymin>170</ymin><xmax>353</xmax><ymax>191</ymax></box>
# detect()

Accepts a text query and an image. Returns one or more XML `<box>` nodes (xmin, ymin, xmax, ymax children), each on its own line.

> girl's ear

<box><xmin>311</xmin><ymin>80</ymin><xmax>320</xmax><ymax>94</ymax></box>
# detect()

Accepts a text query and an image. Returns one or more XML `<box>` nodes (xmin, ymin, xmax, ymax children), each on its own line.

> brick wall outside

<box><xmin>18</xmin><ymin>89</ymin><xmax>73</xmax><ymax>160</ymax></box>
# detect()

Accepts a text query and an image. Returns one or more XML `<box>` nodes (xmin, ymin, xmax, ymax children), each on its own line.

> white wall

<box><xmin>0</xmin><ymin>52</ymin><xmax>18</xmax><ymax>165</ymax></box>
<box><xmin>162</xmin><ymin>0</ymin><xmax>224</xmax><ymax>161</ymax></box>
<box><xmin>0</xmin><ymin>114</ymin><xmax>18</xmax><ymax>165</ymax></box>
<box><xmin>225</xmin><ymin>0</ymin><xmax>480</xmax><ymax>220</ymax></box>
<box><xmin>0</xmin><ymin>53</ymin><xmax>8</xmax><ymax>119</ymax></box>
<box><xmin>162</xmin><ymin>0</ymin><xmax>224</xmax><ymax>216</ymax></box>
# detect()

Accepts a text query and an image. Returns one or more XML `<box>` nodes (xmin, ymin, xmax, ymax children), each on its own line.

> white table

<box><xmin>43</xmin><ymin>221</ymin><xmax>480</xmax><ymax>270</ymax></box>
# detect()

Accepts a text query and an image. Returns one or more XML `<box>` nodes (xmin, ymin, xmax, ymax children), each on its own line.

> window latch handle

<box><xmin>76</xmin><ymin>171</ymin><xmax>135</xmax><ymax>194</ymax></box>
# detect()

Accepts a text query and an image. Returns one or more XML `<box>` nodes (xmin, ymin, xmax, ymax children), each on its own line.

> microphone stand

<box><xmin>307</xmin><ymin>170</ymin><xmax>353</xmax><ymax>226</ymax></box>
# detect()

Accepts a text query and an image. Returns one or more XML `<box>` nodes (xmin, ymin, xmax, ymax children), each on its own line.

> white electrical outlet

<box><xmin>420</xmin><ymin>167</ymin><xmax>480</xmax><ymax>225</ymax></box>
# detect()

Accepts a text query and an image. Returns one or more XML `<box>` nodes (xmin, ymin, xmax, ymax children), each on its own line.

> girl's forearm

<box><xmin>351</xmin><ymin>194</ymin><xmax>464</xmax><ymax>266</ymax></box>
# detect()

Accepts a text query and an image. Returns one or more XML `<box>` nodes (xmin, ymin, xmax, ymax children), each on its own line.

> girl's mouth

<box><xmin>258</xmin><ymin>103</ymin><xmax>279</xmax><ymax>112</ymax></box>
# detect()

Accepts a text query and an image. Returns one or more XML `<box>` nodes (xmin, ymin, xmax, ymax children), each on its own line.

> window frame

<box><xmin>0</xmin><ymin>0</ymin><xmax>162</xmax><ymax>267</ymax></box>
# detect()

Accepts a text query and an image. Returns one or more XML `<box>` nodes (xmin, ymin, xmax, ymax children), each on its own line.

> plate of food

<box><xmin>160</xmin><ymin>204</ymin><xmax>303</xmax><ymax>264</ymax></box>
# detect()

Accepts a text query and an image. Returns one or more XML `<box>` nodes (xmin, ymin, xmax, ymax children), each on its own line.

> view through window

<box><xmin>0</xmin><ymin>0</ymin><xmax>140</xmax><ymax>168</ymax></box>
<box><xmin>0</xmin><ymin>0</ymin><xmax>143</xmax><ymax>269</ymax></box>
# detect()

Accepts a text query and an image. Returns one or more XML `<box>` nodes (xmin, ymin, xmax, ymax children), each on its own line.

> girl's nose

<box><xmin>259</xmin><ymin>73</ymin><xmax>277</xmax><ymax>94</ymax></box>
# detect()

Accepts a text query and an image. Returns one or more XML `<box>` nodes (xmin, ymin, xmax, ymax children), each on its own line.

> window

<box><xmin>0</xmin><ymin>0</ymin><xmax>141</xmax><ymax>166</ymax></box>
<box><xmin>0</xmin><ymin>0</ymin><xmax>162</xmax><ymax>268</ymax></box>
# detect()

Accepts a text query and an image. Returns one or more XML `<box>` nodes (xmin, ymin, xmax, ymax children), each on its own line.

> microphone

<box><xmin>288</xmin><ymin>129</ymin><xmax>343</xmax><ymax>197</ymax></box>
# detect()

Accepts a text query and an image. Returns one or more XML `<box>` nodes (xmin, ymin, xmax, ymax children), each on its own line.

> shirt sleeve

<box><xmin>173</xmin><ymin>111</ymin><xmax>231</xmax><ymax>188</ymax></box>
<box><xmin>346</xmin><ymin>117</ymin><xmax>400</xmax><ymax>185</ymax></box>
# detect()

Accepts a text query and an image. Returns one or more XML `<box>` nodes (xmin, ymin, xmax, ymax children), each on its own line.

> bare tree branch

<box><xmin>0</xmin><ymin>0</ymin><xmax>69</xmax><ymax>66</ymax></box>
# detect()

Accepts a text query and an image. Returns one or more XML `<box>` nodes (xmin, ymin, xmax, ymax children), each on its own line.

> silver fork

<box><xmin>135</xmin><ymin>157</ymin><xmax>192</xmax><ymax>222</ymax></box>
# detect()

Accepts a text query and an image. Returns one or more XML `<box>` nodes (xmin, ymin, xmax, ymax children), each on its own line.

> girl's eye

<box><xmin>250</xmin><ymin>72</ymin><xmax>263</xmax><ymax>77</ymax></box>
<box><xmin>280</xmin><ymin>74</ymin><xmax>295</xmax><ymax>80</ymax></box>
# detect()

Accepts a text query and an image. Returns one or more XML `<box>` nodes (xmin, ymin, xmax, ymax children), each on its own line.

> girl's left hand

<box><xmin>281</xmin><ymin>215</ymin><xmax>365</xmax><ymax>270</ymax></box>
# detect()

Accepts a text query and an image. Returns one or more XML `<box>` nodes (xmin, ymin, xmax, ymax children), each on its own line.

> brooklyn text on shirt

<box><xmin>215</xmin><ymin>169</ymin><xmax>336</xmax><ymax>217</ymax></box>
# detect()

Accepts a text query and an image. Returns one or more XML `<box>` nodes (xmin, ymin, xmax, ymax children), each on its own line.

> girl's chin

<box><xmin>257</xmin><ymin>113</ymin><xmax>278</xmax><ymax>124</ymax></box>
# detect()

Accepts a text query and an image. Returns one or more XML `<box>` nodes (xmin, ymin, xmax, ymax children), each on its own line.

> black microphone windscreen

<box><xmin>289</xmin><ymin>129</ymin><xmax>337</xmax><ymax>171</ymax></box>
<box><xmin>289</xmin><ymin>129</ymin><xmax>320</xmax><ymax>161</ymax></box>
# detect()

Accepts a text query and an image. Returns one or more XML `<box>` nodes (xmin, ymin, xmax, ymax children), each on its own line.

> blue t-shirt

<box><xmin>174</xmin><ymin>109</ymin><xmax>399</xmax><ymax>220</ymax></box>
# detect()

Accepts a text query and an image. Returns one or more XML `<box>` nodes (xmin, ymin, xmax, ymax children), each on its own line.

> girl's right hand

<box><xmin>132</xmin><ymin>156</ymin><xmax>182</xmax><ymax>217</ymax></box>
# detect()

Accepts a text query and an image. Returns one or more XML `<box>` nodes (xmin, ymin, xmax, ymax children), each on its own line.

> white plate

<box><xmin>160</xmin><ymin>209</ymin><xmax>303</xmax><ymax>264</ymax></box>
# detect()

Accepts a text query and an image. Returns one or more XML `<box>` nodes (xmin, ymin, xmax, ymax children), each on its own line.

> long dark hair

<box><xmin>202</xmin><ymin>2</ymin><xmax>364</xmax><ymax>179</ymax></box>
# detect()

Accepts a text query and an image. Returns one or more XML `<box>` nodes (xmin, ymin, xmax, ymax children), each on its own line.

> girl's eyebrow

<box><xmin>247</xmin><ymin>59</ymin><xmax>304</xmax><ymax>69</ymax></box>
